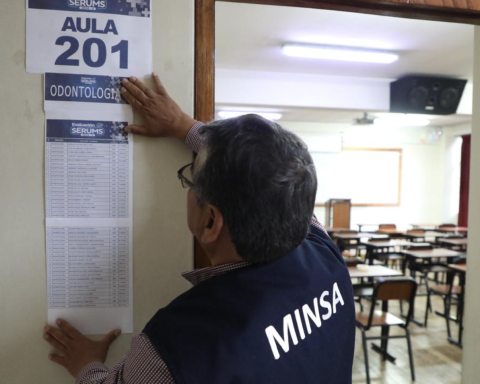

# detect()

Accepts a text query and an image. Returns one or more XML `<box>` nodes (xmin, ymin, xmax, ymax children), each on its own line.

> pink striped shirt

<box><xmin>77</xmin><ymin>121</ymin><xmax>326</xmax><ymax>384</ymax></box>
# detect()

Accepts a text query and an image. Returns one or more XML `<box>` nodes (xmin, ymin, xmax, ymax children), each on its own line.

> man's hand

<box><xmin>43</xmin><ymin>318</ymin><xmax>121</xmax><ymax>379</ymax></box>
<box><xmin>121</xmin><ymin>73</ymin><xmax>197</xmax><ymax>141</ymax></box>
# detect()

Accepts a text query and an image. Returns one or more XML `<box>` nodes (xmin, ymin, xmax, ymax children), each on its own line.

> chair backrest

<box><xmin>379</xmin><ymin>224</ymin><xmax>396</xmax><ymax>230</ymax></box>
<box><xmin>456</xmin><ymin>257</ymin><xmax>467</xmax><ymax>265</ymax></box>
<box><xmin>366</xmin><ymin>278</ymin><xmax>418</xmax><ymax>329</ymax></box>
<box><xmin>388</xmin><ymin>232</ymin><xmax>406</xmax><ymax>239</ymax></box>
<box><xmin>407</xmin><ymin>229</ymin><xmax>425</xmax><ymax>235</ymax></box>
<box><xmin>344</xmin><ymin>257</ymin><xmax>364</xmax><ymax>266</ymax></box>
<box><xmin>438</xmin><ymin>223</ymin><xmax>456</xmax><ymax>229</ymax></box>
<box><xmin>375</xmin><ymin>279</ymin><xmax>417</xmax><ymax>301</ymax></box>
<box><xmin>368</xmin><ymin>237</ymin><xmax>390</xmax><ymax>243</ymax></box>
<box><xmin>405</xmin><ymin>244</ymin><xmax>433</xmax><ymax>251</ymax></box>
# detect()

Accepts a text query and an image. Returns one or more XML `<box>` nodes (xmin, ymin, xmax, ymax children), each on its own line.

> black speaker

<box><xmin>390</xmin><ymin>75</ymin><xmax>467</xmax><ymax>115</ymax></box>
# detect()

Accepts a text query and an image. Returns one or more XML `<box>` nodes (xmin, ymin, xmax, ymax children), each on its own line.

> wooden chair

<box><xmin>367</xmin><ymin>237</ymin><xmax>403</xmax><ymax>268</ymax></box>
<box><xmin>427</xmin><ymin>257</ymin><xmax>465</xmax><ymax>335</ymax></box>
<box><xmin>403</xmin><ymin>245</ymin><xmax>449</xmax><ymax>326</ymax></box>
<box><xmin>379</xmin><ymin>224</ymin><xmax>396</xmax><ymax>230</ymax></box>
<box><xmin>406</xmin><ymin>229</ymin><xmax>426</xmax><ymax>242</ymax></box>
<box><xmin>438</xmin><ymin>223</ymin><xmax>456</xmax><ymax>228</ymax></box>
<box><xmin>378</xmin><ymin>224</ymin><xmax>406</xmax><ymax>240</ymax></box>
<box><xmin>436</xmin><ymin>234</ymin><xmax>466</xmax><ymax>250</ymax></box>
<box><xmin>356</xmin><ymin>278</ymin><xmax>417</xmax><ymax>384</ymax></box>
<box><xmin>438</xmin><ymin>223</ymin><xmax>456</xmax><ymax>231</ymax></box>
<box><xmin>335</xmin><ymin>231</ymin><xmax>365</xmax><ymax>256</ymax></box>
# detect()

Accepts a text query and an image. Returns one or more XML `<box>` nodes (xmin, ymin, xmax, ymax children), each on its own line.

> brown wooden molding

<box><xmin>223</xmin><ymin>0</ymin><xmax>480</xmax><ymax>24</ymax></box>
<box><xmin>195</xmin><ymin>0</ymin><xmax>216</xmax><ymax>124</ymax></box>
<box><xmin>194</xmin><ymin>0</ymin><xmax>216</xmax><ymax>269</ymax></box>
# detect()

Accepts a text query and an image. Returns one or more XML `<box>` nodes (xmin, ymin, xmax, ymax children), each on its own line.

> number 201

<box><xmin>55</xmin><ymin>36</ymin><xmax>128</xmax><ymax>69</ymax></box>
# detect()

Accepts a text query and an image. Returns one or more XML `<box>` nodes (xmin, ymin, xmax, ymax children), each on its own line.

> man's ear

<box><xmin>200</xmin><ymin>204</ymin><xmax>224</xmax><ymax>244</ymax></box>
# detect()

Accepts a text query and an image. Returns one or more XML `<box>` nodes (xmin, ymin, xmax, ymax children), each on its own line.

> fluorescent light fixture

<box><xmin>217</xmin><ymin>111</ymin><xmax>283</xmax><ymax>121</ymax></box>
<box><xmin>374</xmin><ymin>115</ymin><xmax>431</xmax><ymax>127</ymax></box>
<box><xmin>282</xmin><ymin>44</ymin><xmax>399</xmax><ymax>64</ymax></box>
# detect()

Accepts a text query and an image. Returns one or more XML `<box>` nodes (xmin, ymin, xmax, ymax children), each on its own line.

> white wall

<box><xmin>462</xmin><ymin>25</ymin><xmax>480</xmax><ymax>384</ymax></box>
<box><xmin>0</xmin><ymin>2</ymin><xmax>195</xmax><ymax>383</ymax></box>
<box><xmin>216</xmin><ymin>68</ymin><xmax>474</xmax><ymax>115</ymax></box>
<box><xmin>284</xmin><ymin>121</ymin><xmax>463</xmax><ymax>229</ymax></box>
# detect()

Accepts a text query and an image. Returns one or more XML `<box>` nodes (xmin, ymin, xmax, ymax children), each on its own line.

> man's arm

<box><xmin>120</xmin><ymin>74</ymin><xmax>198</xmax><ymax>141</ymax></box>
<box><xmin>76</xmin><ymin>335</ymin><xmax>175</xmax><ymax>384</ymax></box>
<box><xmin>43</xmin><ymin>319</ymin><xmax>176</xmax><ymax>384</ymax></box>
<box><xmin>121</xmin><ymin>74</ymin><xmax>327</xmax><ymax>234</ymax></box>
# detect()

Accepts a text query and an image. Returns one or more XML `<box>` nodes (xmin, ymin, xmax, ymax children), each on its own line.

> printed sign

<box><xmin>45</xmin><ymin>73</ymin><xmax>126</xmax><ymax>104</ymax></box>
<box><xmin>27</xmin><ymin>0</ymin><xmax>152</xmax><ymax>76</ymax></box>
<box><xmin>47</xmin><ymin>119</ymin><xmax>129</xmax><ymax>143</ymax></box>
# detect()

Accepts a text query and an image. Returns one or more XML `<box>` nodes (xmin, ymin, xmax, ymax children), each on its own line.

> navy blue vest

<box><xmin>143</xmin><ymin>225</ymin><xmax>355</xmax><ymax>384</ymax></box>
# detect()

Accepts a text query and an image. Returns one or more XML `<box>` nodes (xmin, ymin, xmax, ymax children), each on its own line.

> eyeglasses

<box><xmin>177</xmin><ymin>162</ymin><xmax>195</xmax><ymax>189</ymax></box>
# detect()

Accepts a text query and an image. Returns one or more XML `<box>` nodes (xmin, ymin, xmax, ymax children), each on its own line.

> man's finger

<box><xmin>56</xmin><ymin>318</ymin><xmax>81</xmax><ymax>339</ymax></box>
<box><xmin>121</xmin><ymin>78</ymin><xmax>149</xmax><ymax>104</ymax></box>
<box><xmin>121</xmin><ymin>88</ymin><xmax>146</xmax><ymax>112</ymax></box>
<box><xmin>152</xmin><ymin>72</ymin><xmax>167</xmax><ymax>96</ymax></box>
<box><xmin>102</xmin><ymin>329</ymin><xmax>121</xmax><ymax>346</ymax></box>
<box><xmin>124</xmin><ymin>125</ymin><xmax>151</xmax><ymax>136</ymax></box>
<box><xmin>128</xmin><ymin>76</ymin><xmax>156</xmax><ymax>98</ymax></box>
<box><xmin>44</xmin><ymin>333</ymin><xmax>67</xmax><ymax>354</ymax></box>
<box><xmin>49</xmin><ymin>354</ymin><xmax>67</xmax><ymax>367</ymax></box>
<box><xmin>45</xmin><ymin>326</ymin><xmax>70</xmax><ymax>347</ymax></box>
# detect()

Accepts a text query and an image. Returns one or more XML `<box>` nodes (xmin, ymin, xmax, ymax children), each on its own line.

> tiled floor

<box><xmin>352</xmin><ymin>293</ymin><xmax>463</xmax><ymax>383</ymax></box>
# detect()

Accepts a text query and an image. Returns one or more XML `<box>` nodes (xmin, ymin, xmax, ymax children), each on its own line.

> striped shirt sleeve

<box><xmin>76</xmin><ymin>334</ymin><xmax>175</xmax><ymax>384</ymax></box>
<box><xmin>184</xmin><ymin>121</ymin><xmax>205</xmax><ymax>154</ymax></box>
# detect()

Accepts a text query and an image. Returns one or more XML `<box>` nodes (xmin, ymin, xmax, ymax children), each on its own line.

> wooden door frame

<box><xmin>193</xmin><ymin>0</ymin><xmax>480</xmax><ymax>268</ymax></box>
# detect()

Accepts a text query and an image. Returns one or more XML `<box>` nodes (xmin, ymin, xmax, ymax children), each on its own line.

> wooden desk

<box><xmin>333</xmin><ymin>233</ymin><xmax>388</xmax><ymax>240</ymax></box>
<box><xmin>438</xmin><ymin>238</ymin><xmax>468</xmax><ymax>250</ymax></box>
<box><xmin>356</xmin><ymin>223</ymin><xmax>379</xmax><ymax>232</ymax></box>
<box><xmin>437</xmin><ymin>226</ymin><xmax>468</xmax><ymax>234</ymax></box>
<box><xmin>406</xmin><ymin>231</ymin><xmax>451</xmax><ymax>242</ymax></box>
<box><xmin>377</xmin><ymin>229</ymin><xmax>407</xmax><ymax>236</ymax></box>
<box><xmin>362</xmin><ymin>239</ymin><xmax>426</xmax><ymax>248</ymax></box>
<box><xmin>410</xmin><ymin>223</ymin><xmax>437</xmax><ymax>230</ymax></box>
<box><xmin>348</xmin><ymin>265</ymin><xmax>402</xmax><ymax>279</ymax></box>
<box><xmin>362</xmin><ymin>239</ymin><xmax>430</xmax><ymax>265</ymax></box>
<box><xmin>333</xmin><ymin>232</ymin><xmax>388</xmax><ymax>253</ymax></box>
<box><xmin>447</xmin><ymin>263</ymin><xmax>467</xmax><ymax>347</ymax></box>
<box><xmin>401</xmin><ymin>248</ymin><xmax>463</xmax><ymax>260</ymax></box>
<box><xmin>400</xmin><ymin>248</ymin><xmax>463</xmax><ymax>326</ymax></box>
<box><xmin>324</xmin><ymin>227</ymin><xmax>351</xmax><ymax>237</ymax></box>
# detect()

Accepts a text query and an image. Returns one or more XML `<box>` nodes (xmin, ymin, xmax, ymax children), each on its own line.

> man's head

<box><xmin>188</xmin><ymin>114</ymin><xmax>317</xmax><ymax>264</ymax></box>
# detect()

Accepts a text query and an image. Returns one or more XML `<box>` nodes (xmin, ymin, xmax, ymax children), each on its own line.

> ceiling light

<box><xmin>282</xmin><ymin>43</ymin><xmax>399</xmax><ymax>64</ymax></box>
<box><xmin>374</xmin><ymin>115</ymin><xmax>431</xmax><ymax>127</ymax></box>
<box><xmin>217</xmin><ymin>111</ymin><xmax>283</xmax><ymax>121</ymax></box>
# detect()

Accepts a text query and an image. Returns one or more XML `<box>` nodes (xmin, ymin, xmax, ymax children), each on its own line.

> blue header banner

<box><xmin>47</xmin><ymin>119</ymin><xmax>129</xmax><ymax>144</ymax></box>
<box><xmin>28</xmin><ymin>0</ymin><xmax>151</xmax><ymax>18</ymax></box>
<box><xmin>45</xmin><ymin>73</ymin><xmax>127</xmax><ymax>105</ymax></box>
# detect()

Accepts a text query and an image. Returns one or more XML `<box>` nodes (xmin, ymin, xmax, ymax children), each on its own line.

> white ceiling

<box><xmin>215</xmin><ymin>2</ymin><xmax>474</xmax><ymax>125</ymax></box>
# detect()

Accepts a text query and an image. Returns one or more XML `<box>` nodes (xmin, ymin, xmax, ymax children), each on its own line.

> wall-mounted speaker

<box><xmin>390</xmin><ymin>75</ymin><xmax>467</xmax><ymax>115</ymax></box>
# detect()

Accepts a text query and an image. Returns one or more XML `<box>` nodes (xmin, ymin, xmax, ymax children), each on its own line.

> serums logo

<box><xmin>71</xmin><ymin>123</ymin><xmax>105</xmax><ymax>138</ymax></box>
<box><xmin>68</xmin><ymin>0</ymin><xmax>107</xmax><ymax>11</ymax></box>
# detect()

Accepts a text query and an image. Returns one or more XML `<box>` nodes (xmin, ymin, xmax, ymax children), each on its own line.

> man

<box><xmin>43</xmin><ymin>73</ymin><xmax>355</xmax><ymax>383</ymax></box>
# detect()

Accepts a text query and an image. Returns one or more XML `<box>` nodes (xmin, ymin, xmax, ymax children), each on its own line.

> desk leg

<box><xmin>448</xmin><ymin>273</ymin><xmax>465</xmax><ymax>348</ymax></box>
<box><xmin>400</xmin><ymin>256</ymin><xmax>426</xmax><ymax>327</ymax></box>
<box><xmin>366</xmin><ymin>247</ymin><xmax>374</xmax><ymax>265</ymax></box>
